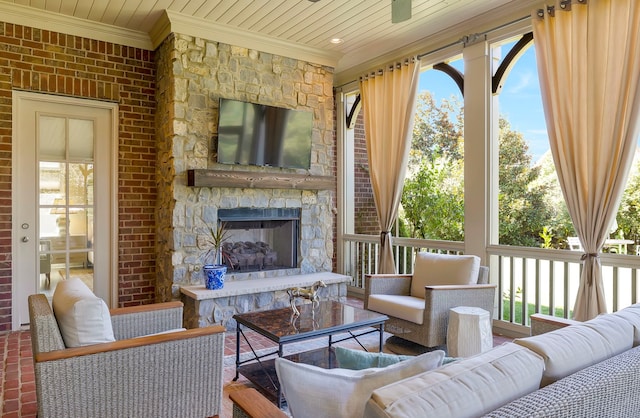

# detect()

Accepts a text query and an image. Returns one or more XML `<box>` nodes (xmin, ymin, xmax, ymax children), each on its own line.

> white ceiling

<box><xmin>0</xmin><ymin>0</ymin><xmax>541</xmax><ymax>80</ymax></box>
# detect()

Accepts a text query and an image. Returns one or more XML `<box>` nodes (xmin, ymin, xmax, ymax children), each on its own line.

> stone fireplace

<box><xmin>218</xmin><ymin>208</ymin><xmax>300</xmax><ymax>273</ymax></box>
<box><xmin>154</xmin><ymin>32</ymin><xmax>337</xmax><ymax>302</ymax></box>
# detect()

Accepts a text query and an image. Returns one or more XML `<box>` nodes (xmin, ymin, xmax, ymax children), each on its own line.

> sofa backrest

<box><xmin>28</xmin><ymin>294</ymin><xmax>66</xmax><ymax>355</ymax></box>
<box><xmin>365</xmin><ymin>342</ymin><xmax>545</xmax><ymax>417</ymax></box>
<box><xmin>484</xmin><ymin>345</ymin><xmax>640</xmax><ymax>417</ymax></box>
<box><xmin>514</xmin><ymin>312</ymin><xmax>634</xmax><ymax>386</ymax></box>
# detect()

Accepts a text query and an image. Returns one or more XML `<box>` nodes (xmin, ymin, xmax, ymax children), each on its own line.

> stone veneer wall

<box><xmin>155</xmin><ymin>33</ymin><xmax>336</xmax><ymax>302</ymax></box>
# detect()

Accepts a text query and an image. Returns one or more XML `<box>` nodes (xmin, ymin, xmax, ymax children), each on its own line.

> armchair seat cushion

<box><xmin>411</xmin><ymin>252</ymin><xmax>480</xmax><ymax>297</ymax></box>
<box><xmin>368</xmin><ymin>294</ymin><xmax>424</xmax><ymax>324</ymax></box>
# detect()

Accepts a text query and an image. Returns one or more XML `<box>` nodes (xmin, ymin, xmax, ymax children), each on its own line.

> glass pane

<box><xmin>39</xmin><ymin>208</ymin><xmax>59</xmax><ymax>239</ymax></box>
<box><xmin>69</xmin><ymin>118</ymin><xmax>94</xmax><ymax>159</ymax></box>
<box><xmin>39</xmin><ymin>115</ymin><xmax>65</xmax><ymax>158</ymax></box>
<box><xmin>68</xmin><ymin>207</ymin><xmax>88</xmax><ymax>243</ymax></box>
<box><xmin>69</xmin><ymin>163</ymin><xmax>93</xmax><ymax>205</ymax></box>
<box><xmin>39</xmin><ymin>162</ymin><xmax>64</xmax><ymax>205</ymax></box>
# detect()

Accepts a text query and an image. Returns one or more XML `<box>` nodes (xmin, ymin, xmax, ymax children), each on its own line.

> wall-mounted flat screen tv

<box><xmin>217</xmin><ymin>98</ymin><xmax>313</xmax><ymax>170</ymax></box>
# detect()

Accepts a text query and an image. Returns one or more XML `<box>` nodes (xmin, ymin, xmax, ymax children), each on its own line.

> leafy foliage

<box><xmin>400</xmin><ymin>91</ymin><xmax>568</xmax><ymax>247</ymax></box>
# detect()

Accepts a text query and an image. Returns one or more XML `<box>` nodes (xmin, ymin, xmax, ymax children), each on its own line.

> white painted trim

<box><xmin>11</xmin><ymin>91</ymin><xmax>119</xmax><ymax>330</ymax></box>
<box><xmin>150</xmin><ymin>9</ymin><xmax>341</xmax><ymax>68</ymax></box>
<box><xmin>0</xmin><ymin>2</ymin><xmax>153</xmax><ymax>50</ymax></box>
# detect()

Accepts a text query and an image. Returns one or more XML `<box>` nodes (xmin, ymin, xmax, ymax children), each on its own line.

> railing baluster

<box><xmin>341</xmin><ymin>235</ymin><xmax>640</xmax><ymax>330</ymax></box>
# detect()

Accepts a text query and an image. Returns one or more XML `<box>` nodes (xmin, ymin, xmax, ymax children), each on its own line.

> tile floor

<box><xmin>1</xmin><ymin>297</ymin><xmax>512</xmax><ymax>417</ymax></box>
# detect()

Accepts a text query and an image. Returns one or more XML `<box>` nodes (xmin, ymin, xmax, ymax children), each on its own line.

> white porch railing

<box><xmin>341</xmin><ymin>234</ymin><xmax>640</xmax><ymax>333</ymax></box>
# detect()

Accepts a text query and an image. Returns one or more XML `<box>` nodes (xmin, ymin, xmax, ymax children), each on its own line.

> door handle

<box><xmin>21</xmin><ymin>236</ymin><xmax>29</xmax><ymax>243</ymax></box>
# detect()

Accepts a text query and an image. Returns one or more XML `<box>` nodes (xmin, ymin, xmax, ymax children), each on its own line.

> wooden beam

<box><xmin>187</xmin><ymin>169</ymin><xmax>336</xmax><ymax>191</ymax></box>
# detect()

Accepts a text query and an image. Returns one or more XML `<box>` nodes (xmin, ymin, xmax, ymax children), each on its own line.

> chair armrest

<box><xmin>230</xmin><ymin>388</ymin><xmax>288</xmax><ymax>418</ymax></box>
<box><xmin>365</xmin><ymin>274</ymin><xmax>412</xmax><ymax>295</ymax></box>
<box><xmin>424</xmin><ymin>284</ymin><xmax>497</xmax><ymax>321</ymax></box>
<box><xmin>110</xmin><ymin>301</ymin><xmax>183</xmax><ymax>316</ymax></box>
<box><xmin>364</xmin><ymin>274</ymin><xmax>412</xmax><ymax>309</ymax></box>
<box><xmin>33</xmin><ymin>325</ymin><xmax>226</xmax><ymax>418</ymax></box>
<box><xmin>530</xmin><ymin>313</ymin><xmax>580</xmax><ymax>336</ymax></box>
<box><xmin>424</xmin><ymin>284</ymin><xmax>497</xmax><ymax>291</ymax></box>
<box><xmin>110</xmin><ymin>301</ymin><xmax>185</xmax><ymax>339</ymax></box>
<box><xmin>35</xmin><ymin>325</ymin><xmax>225</xmax><ymax>363</ymax></box>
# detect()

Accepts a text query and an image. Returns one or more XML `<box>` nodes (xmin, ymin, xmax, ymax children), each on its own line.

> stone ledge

<box><xmin>180</xmin><ymin>272</ymin><xmax>351</xmax><ymax>300</ymax></box>
<box><xmin>180</xmin><ymin>272</ymin><xmax>352</xmax><ymax>329</ymax></box>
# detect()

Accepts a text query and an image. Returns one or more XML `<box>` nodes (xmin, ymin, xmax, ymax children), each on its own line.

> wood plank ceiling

<box><xmin>0</xmin><ymin>0</ymin><xmax>534</xmax><ymax>77</ymax></box>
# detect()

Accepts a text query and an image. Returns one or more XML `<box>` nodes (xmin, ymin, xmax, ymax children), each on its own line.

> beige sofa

<box><xmin>231</xmin><ymin>303</ymin><xmax>640</xmax><ymax>418</ymax></box>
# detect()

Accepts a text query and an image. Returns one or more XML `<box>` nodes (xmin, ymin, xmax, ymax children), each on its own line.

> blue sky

<box><xmin>417</xmin><ymin>44</ymin><xmax>550</xmax><ymax>162</ymax></box>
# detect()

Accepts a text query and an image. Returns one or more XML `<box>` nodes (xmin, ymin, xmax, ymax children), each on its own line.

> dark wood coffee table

<box><xmin>233</xmin><ymin>300</ymin><xmax>388</xmax><ymax>407</ymax></box>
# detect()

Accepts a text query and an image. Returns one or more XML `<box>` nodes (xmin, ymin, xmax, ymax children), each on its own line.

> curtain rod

<box><xmin>336</xmin><ymin>14</ymin><xmax>531</xmax><ymax>89</ymax></box>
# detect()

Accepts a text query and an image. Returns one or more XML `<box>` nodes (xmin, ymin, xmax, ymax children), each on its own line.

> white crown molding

<box><xmin>0</xmin><ymin>2</ymin><xmax>153</xmax><ymax>50</ymax></box>
<box><xmin>150</xmin><ymin>9</ymin><xmax>341</xmax><ymax>68</ymax></box>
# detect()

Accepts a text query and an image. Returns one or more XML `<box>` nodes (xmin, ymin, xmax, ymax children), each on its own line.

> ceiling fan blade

<box><xmin>392</xmin><ymin>0</ymin><xmax>412</xmax><ymax>23</ymax></box>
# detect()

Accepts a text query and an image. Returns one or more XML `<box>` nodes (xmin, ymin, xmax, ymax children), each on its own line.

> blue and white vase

<box><xmin>203</xmin><ymin>264</ymin><xmax>227</xmax><ymax>290</ymax></box>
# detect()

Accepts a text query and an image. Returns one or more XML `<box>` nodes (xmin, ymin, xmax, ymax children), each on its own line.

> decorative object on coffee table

<box><xmin>447</xmin><ymin>306</ymin><xmax>492</xmax><ymax>357</ymax></box>
<box><xmin>286</xmin><ymin>280</ymin><xmax>326</xmax><ymax>316</ymax></box>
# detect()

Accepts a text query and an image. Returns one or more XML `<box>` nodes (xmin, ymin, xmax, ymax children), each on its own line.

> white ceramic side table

<box><xmin>447</xmin><ymin>306</ymin><xmax>492</xmax><ymax>357</ymax></box>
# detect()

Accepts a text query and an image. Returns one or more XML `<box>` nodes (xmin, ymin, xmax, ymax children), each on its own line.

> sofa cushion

<box><xmin>275</xmin><ymin>349</ymin><xmax>445</xmax><ymax>418</ymax></box>
<box><xmin>367</xmin><ymin>294</ymin><xmax>424</xmax><ymax>324</ymax></box>
<box><xmin>334</xmin><ymin>346</ymin><xmax>413</xmax><ymax>370</ymax></box>
<box><xmin>614</xmin><ymin>303</ymin><xmax>640</xmax><ymax>346</ymax></box>
<box><xmin>365</xmin><ymin>342</ymin><xmax>544</xmax><ymax>418</ymax></box>
<box><xmin>514</xmin><ymin>314</ymin><xmax>633</xmax><ymax>386</ymax></box>
<box><xmin>52</xmin><ymin>278</ymin><xmax>115</xmax><ymax>347</ymax></box>
<box><xmin>410</xmin><ymin>252</ymin><xmax>480</xmax><ymax>298</ymax></box>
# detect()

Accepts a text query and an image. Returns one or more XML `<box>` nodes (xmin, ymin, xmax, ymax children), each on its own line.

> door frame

<box><xmin>11</xmin><ymin>90</ymin><xmax>119</xmax><ymax>330</ymax></box>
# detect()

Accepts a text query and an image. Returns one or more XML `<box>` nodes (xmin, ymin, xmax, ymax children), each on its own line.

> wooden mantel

<box><xmin>186</xmin><ymin>169</ymin><xmax>335</xmax><ymax>191</ymax></box>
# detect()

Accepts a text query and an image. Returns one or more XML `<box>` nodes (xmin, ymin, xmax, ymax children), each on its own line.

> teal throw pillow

<box><xmin>334</xmin><ymin>346</ymin><xmax>414</xmax><ymax>370</ymax></box>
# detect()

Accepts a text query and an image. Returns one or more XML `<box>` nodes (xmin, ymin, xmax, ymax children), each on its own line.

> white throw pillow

<box><xmin>275</xmin><ymin>349</ymin><xmax>444</xmax><ymax>418</ymax></box>
<box><xmin>52</xmin><ymin>278</ymin><xmax>115</xmax><ymax>347</ymax></box>
<box><xmin>410</xmin><ymin>252</ymin><xmax>480</xmax><ymax>298</ymax></box>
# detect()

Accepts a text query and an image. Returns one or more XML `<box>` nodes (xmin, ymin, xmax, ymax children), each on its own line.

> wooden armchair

<box><xmin>29</xmin><ymin>293</ymin><xmax>225</xmax><ymax>418</ymax></box>
<box><xmin>365</xmin><ymin>252</ymin><xmax>496</xmax><ymax>348</ymax></box>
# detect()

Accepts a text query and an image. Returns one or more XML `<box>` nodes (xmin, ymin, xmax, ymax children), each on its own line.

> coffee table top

<box><xmin>233</xmin><ymin>300</ymin><xmax>387</xmax><ymax>344</ymax></box>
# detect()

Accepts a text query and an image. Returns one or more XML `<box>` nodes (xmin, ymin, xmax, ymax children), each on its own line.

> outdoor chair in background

<box><xmin>364</xmin><ymin>252</ymin><xmax>496</xmax><ymax>348</ymax></box>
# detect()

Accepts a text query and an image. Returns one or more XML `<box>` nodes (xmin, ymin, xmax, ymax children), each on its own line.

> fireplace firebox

<box><xmin>217</xmin><ymin>208</ymin><xmax>300</xmax><ymax>272</ymax></box>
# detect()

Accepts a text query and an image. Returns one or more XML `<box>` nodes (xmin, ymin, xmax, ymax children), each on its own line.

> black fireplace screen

<box><xmin>217</xmin><ymin>208</ymin><xmax>300</xmax><ymax>272</ymax></box>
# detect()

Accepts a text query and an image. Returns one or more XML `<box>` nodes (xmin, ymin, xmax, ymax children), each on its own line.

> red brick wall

<box><xmin>0</xmin><ymin>22</ymin><xmax>156</xmax><ymax>330</ymax></box>
<box><xmin>353</xmin><ymin>111</ymin><xmax>379</xmax><ymax>235</ymax></box>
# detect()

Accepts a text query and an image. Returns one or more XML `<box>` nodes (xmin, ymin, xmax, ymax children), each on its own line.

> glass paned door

<box><xmin>38</xmin><ymin>115</ymin><xmax>95</xmax><ymax>294</ymax></box>
<box><xmin>13</xmin><ymin>91</ymin><xmax>116</xmax><ymax>329</ymax></box>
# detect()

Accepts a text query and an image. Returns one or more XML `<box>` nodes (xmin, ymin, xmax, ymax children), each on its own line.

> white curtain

<box><xmin>533</xmin><ymin>0</ymin><xmax>640</xmax><ymax>320</ymax></box>
<box><xmin>359</xmin><ymin>59</ymin><xmax>420</xmax><ymax>273</ymax></box>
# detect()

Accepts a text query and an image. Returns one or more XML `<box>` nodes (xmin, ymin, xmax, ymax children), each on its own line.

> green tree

<box><xmin>402</xmin><ymin>158</ymin><xmax>464</xmax><ymax>240</ymax></box>
<box><xmin>401</xmin><ymin>91</ymin><xmax>557</xmax><ymax>247</ymax></box>
<box><xmin>498</xmin><ymin>118</ymin><xmax>552</xmax><ymax>246</ymax></box>
<box><xmin>617</xmin><ymin>155</ymin><xmax>640</xmax><ymax>252</ymax></box>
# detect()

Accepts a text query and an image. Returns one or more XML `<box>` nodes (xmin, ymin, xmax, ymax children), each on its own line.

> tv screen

<box><xmin>217</xmin><ymin>98</ymin><xmax>313</xmax><ymax>170</ymax></box>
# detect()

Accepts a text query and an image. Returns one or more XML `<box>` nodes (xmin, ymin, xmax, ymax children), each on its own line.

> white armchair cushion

<box><xmin>276</xmin><ymin>350</ymin><xmax>445</xmax><ymax>418</ymax></box>
<box><xmin>368</xmin><ymin>294</ymin><xmax>424</xmax><ymax>324</ymax></box>
<box><xmin>410</xmin><ymin>253</ymin><xmax>480</xmax><ymax>298</ymax></box>
<box><xmin>52</xmin><ymin>277</ymin><xmax>115</xmax><ymax>347</ymax></box>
